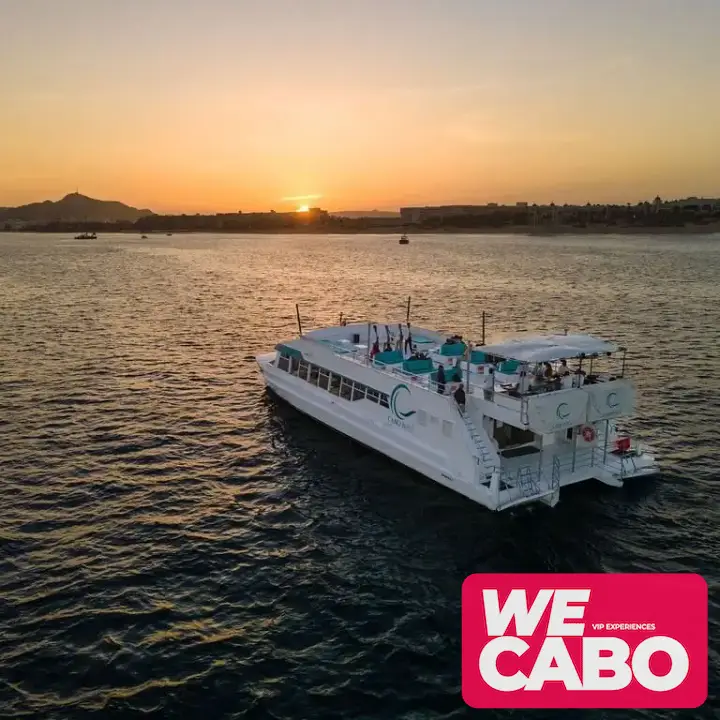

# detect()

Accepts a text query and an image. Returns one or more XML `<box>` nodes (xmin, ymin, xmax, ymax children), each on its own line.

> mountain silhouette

<box><xmin>0</xmin><ymin>193</ymin><xmax>154</xmax><ymax>223</ymax></box>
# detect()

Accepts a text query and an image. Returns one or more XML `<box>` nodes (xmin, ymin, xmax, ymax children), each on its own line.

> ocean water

<box><xmin>1</xmin><ymin>231</ymin><xmax>718</xmax><ymax>719</ymax></box>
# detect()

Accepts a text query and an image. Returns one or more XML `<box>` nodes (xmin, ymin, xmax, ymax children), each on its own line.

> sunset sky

<box><xmin>1</xmin><ymin>0</ymin><xmax>719</xmax><ymax>213</ymax></box>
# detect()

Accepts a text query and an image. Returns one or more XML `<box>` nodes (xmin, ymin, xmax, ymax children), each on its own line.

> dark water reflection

<box><xmin>1</xmin><ymin>231</ymin><xmax>718</xmax><ymax>718</ymax></box>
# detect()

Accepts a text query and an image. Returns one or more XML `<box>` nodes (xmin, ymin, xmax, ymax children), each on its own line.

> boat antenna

<box><xmin>481</xmin><ymin>311</ymin><xmax>486</xmax><ymax>346</ymax></box>
<box><xmin>295</xmin><ymin>303</ymin><xmax>303</xmax><ymax>337</ymax></box>
<box><xmin>406</xmin><ymin>296</ymin><xmax>411</xmax><ymax>324</ymax></box>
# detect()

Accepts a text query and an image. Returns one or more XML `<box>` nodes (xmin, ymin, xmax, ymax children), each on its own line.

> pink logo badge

<box><xmin>462</xmin><ymin>573</ymin><xmax>707</xmax><ymax>709</ymax></box>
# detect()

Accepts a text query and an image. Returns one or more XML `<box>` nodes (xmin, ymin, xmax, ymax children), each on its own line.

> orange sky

<box><xmin>1</xmin><ymin>0</ymin><xmax>719</xmax><ymax>213</ymax></box>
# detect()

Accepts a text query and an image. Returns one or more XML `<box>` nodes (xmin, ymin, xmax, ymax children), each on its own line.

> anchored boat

<box><xmin>256</xmin><ymin>308</ymin><xmax>658</xmax><ymax>511</ymax></box>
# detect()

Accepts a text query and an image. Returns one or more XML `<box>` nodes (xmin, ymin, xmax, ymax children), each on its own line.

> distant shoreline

<box><xmin>3</xmin><ymin>223</ymin><xmax>720</xmax><ymax>236</ymax></box>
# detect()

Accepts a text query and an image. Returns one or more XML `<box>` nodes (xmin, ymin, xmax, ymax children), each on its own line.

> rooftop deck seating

<box><xmin>403</xmin><ymin>358</ymin><xmax>434</xmax><ymax>374</ymax></box>
<box><xmin>440</xmin><ymin>340</ymin><xmax>467</xmax><ymax>357</ymax></box>
<box><xmin>373</xmin><ymin>350</ymin><xmax>404</xmax><ymax>366</ymax></box>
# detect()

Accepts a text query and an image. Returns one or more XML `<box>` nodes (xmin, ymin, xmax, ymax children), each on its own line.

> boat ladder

<box><xmin>458</xmin><ymin>409</ymin><xmax>495</xmax><ymax>477</ymax></box>
<box><xmin>517</xmin><ymin>466</ymin><xmax>541</xmax><ymax>497</ymax></box>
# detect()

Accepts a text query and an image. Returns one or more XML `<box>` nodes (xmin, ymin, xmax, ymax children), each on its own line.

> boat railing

<box><xmin>338</xmin><ymin>346</ymin><xmax>470</xmax><ymax>397</ymax></box>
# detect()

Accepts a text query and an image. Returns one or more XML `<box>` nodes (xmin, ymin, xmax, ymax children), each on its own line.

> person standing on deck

<box><xmin>405</xmin><ymin>323</ymin><xmax>413</xmax><ymax>355</ymax></box>
<box><xmin>454</xmin><ymin>384</ymin><xmax>466</xmax><ymax>411</ymax></box>
<box><xmin>436</xmin><ymin>364</ymin><xmax>446</xmax><ymax>394</ymax></box>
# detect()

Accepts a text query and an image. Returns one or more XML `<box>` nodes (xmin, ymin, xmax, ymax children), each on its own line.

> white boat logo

<box><xmin>390</xmin><ymin>383</ymin><xmax>416</xmax><ymax>420</ymax></box>
<box><xmin>607</xmin><ymin>392</ymin><xmax>619</xmax><ymax>408</ymax></box>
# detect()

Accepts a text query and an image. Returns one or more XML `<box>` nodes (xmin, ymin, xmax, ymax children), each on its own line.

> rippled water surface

<box><xmin>1</xmin><ymin>231</ymin><xmax>719</xmax><ymax>719</ymax></box>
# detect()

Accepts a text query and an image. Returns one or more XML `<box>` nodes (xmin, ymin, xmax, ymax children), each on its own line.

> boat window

<box><xmin>329</xmin><ymin>374</ymin><xmax>341</xmax><ymax>396</ymax></box>
<box><xmin>298</xmin><ymin>360</ymin><xmax>310</xmax><ymax>379</ymax></box>
<box><xmin>308</xmin><ymin>364</ymin><xmax>320</xmax><ymax>384</ymax></box>
<box><xmin>442</xmin><ymin>420</ymin><xmax>454</xmax><ymax>437</ymax></box>
<box><xmin>277</xmin><ymin>354</ymin><xmax>290</xmax><ymax>372</ymax></box>
<box><xmin>339</xmin><ymin>377</ymin><xmax>353</xmax><ymax>400</ymax></box>
<box><xmin>317</xmin><ymin>370</ymin><xmax>331</xmax><ymax>390</ymax></box>
<box><xmin>379</xmin><ymin>393</ymin><xmax>389</xmax><ymax>408</ymax></box>
<box><xmin>352</xmin><ymin>383</ymin><xmax>367</xmax><ymax>401</ymax></box>
<box><xmin>417</xmin><ymin>409</ymin><xmax>428</xmax><ymax>426</ymax></box>
<box><xmin>366</xmin><ymin>389</ymin><xmax>380</xmax><ymax>403</ymax></box>
<box><xmin>289</xmin><ymin>356</ymin><xmax>300</xmax><ymax>374</ymax></box>
<box><xmin>430</xmin><ymin>415</ymin><xmax>439</xmax><ymax>424</ymax></box>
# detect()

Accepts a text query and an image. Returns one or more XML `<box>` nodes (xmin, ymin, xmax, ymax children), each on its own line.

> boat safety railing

<box><xmin>495</xmin><ymin>465</ymin><xmax>557</xmax><ymax>510</ymax></box>
<box><xmin>542</xmin><ymin>444</ymin><xmax>640</xmax><ymax>480</ymax></box>
<box><xmin>337</xmin><ymin>345</ymin><xmax>475</xmax><ymax>398</ymax></box>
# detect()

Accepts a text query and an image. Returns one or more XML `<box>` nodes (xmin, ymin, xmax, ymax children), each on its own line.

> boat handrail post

<box><xmin>406</xmin><ymin>295</ymin><xmax>411</xmax><ymax>324</ymax></box>
<box><xmin>295</xmin><ymin>303</ymin><xmax>303</xmax><ymax>337</ymax></box>
<box><xmin>490</xmin><ymin>468</ymin><xmax>501</xmax><ymax>505</ymax></box>
<box><xmin>465</xmin><ymin>341</ymin><xmax>472</xmax><ymax>396</ymax></box>
<box><xmin>481</xmin><ymin>311</ymin><xmax>486</xmax><ymax>346</ymax></box>
<box><xmin>366</xmin><ymin>322</ymin><xmax>371</xmax><ymax>364</ymax></box>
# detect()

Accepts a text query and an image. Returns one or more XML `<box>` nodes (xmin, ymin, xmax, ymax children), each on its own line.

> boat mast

<box><xmin>295</xmin><ymin>303</ymin><xmax>303</xmax><ymax>337</ymax></box>
<box><xmin>406</xmin><ymin>295</ymin><xmax>411</xmax><ymax>324</ymax></box>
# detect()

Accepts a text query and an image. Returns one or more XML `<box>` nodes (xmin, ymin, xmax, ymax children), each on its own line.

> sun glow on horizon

<box><xmin>296</xmin><ymin>204</ymin><xmax>310</xmax><ymax>213</ymax></box>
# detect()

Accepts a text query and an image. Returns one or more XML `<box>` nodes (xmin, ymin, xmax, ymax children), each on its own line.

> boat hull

<box><xmin>256</xmin><ymin>348</ymin><xmax>660</xmax><ymax>512</ymax></box>
<box><xmin>257</xmin><ymin>356</ymin><xmax>499</xmax><ymax>508</ymax></box>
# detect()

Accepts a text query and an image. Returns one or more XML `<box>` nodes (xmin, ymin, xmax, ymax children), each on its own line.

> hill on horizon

<box><xmin>0</xmin><ymin>193</ymin><xmax>154</xmax><ymax>223</ymax></box>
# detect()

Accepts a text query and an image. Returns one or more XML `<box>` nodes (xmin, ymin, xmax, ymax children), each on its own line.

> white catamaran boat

<box><xmin>256</xmin><ymin>311</ymin><xmax>658</xmax><ymax>511</ymax></box>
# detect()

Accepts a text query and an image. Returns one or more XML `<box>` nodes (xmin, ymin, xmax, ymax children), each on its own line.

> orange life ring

<box><xmin>581</xmin><ymin>425</ymin><xmax>596</xmax><ymax>442</ymax></box>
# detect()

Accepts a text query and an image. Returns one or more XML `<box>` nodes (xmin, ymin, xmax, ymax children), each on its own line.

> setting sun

<box><xmin>296</xmin><ymin>204</ymin><xmax>310</xmax><ymax>213</ymax></box>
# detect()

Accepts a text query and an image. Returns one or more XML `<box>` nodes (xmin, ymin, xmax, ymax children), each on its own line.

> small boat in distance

<box><xmin>399</xmin><ymin>233</ymin><xmax>409</xmax><ymax>244</ymax></box>
<box><xmin>257</xmin><ymin>307</ymin><xmax>658</xmax><ymax>512</ymax></box>
<box><xmin>74</xmin><ymin>232</ymin><xmax>97</xmax><ymax>240</ymax></box>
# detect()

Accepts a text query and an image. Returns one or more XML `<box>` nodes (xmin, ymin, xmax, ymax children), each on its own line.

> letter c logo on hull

<box><xmin>391</xmin><ymin>383</ymin><xmax>416</xmax><ymax>419</ymax></box>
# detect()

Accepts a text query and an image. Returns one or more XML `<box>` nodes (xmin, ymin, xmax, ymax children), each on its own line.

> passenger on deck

<box><xmin>370</xmin><ymin>339</ymin><xmax>380</xmax><ymax>358</ymax></box>
<box><xmin>436</xmin><ymin>364</ymin><xmax>446</xmax><ymax>394</ymax></box>
<box><xmin>543</xmin><ymin>362</ymin><xmax>553</xmax><ymax>379</ymax></box>
<box><xmin>557</xmin><ymin>358</ymin><xmax>570</xmax><ymax>376</ymax></box>
<box><xmin>405</xmin><ymin>324</ymin><xmax>413</xmax><ymax>354</ymax></box>
<box><xmin>454</xmin><ymin>384</ymin><xmax>466</xmax><ymax>411</ymax></box>
<box><xmin>384</xmin><ymin>337</ymin><xmax>393</xmax><ymax>352</ymax></box>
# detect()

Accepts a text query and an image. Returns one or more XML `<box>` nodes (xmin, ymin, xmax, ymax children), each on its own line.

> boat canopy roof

<box><xmin>479</xmin><ymin>333</ymin><xmax>619</xmax><ymax>363</ymax></box>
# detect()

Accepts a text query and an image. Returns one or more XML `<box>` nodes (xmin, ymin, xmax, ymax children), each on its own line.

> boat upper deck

<box><xmin>275</xmin><ymin>321</ymin><xmax>635</xmax><ymax>433</ymax></box>
<box><xmin>300</xmin><ymin>323</ymin><xmax>626</xmax><ymax>394</ymax></box>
